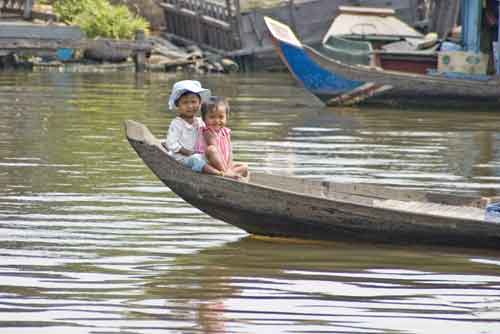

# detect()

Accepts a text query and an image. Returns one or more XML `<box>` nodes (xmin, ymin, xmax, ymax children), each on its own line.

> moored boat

<box><xmin>125</xmin><ymin>120</ymin><xmax>500</xmax><ymax>249</ymax></box>
<box><xmin>264</xmin><ymin>6</ymin><xmax>500</xmax><ymax>107</ymax></box>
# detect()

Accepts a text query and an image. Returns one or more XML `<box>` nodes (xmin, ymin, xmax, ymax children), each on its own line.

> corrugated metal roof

<box><xmin>322</xmin><ymin>7</ymin><xmax>422</xmax><ymax>44</ymax></box>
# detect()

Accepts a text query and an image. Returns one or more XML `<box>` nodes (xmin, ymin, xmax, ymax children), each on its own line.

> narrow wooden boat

<box><xmin>264</xmin><ymin>15</ymin><xmax>500</xmax><ymax>107</ymax></box>
<box><xmin>125</xmin><ymin>120</ymin><xmax>500</xmax><ymax>249</ymax></box>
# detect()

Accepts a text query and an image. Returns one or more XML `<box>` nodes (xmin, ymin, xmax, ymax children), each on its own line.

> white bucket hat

<box><xmin>168</xmin><ymin>80</ymin><xmax>211</xmax><ymax>110</ymax></box>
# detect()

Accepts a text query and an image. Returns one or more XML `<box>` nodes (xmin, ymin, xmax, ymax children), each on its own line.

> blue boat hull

<box><xmin>277</xmin><ymin>39</ymin><xmax>396</xmax><ymax>105</ymax></box>
<box><xmin>278</xmin><ymin>40</ymin><xmax>363</xmax><ymax>101</ymax></box>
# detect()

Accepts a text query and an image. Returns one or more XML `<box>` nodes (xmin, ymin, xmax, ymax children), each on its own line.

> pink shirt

<box><xmin>195</xmin><ymin>126</ymin><xmax>232</xmax><ymax>168</ymax></box>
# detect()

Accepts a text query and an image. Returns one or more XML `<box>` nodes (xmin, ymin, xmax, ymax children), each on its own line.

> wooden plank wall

<box><xmin>236</xmin><ymin>0</ymin><xmax>421</xmax><ymax>53</ymax></box>
<box><xmin>159</xmin><ymin>0</ymin><xmax>424</xmax><ymax>70</ymax></box>
<box><xmin>160</xmin><ymin>0</ymin><xmax>422</xmax><ymax>52</ymax></box>
<box><xmin>428</xmin><ymin>0</ymin><xmax>460</xmax><ymax>39</ymax></box>
<box><xmin>0</xmin><ymin>0</ymin><xmax>25</xmax><ymax>12</ymax></box>
<box><xmin>0</xmin><ymin>0</ymin><xmax>33</xmax><ymax>19</ymax></box>
<box><xmin>0</xmin><ymin>24</ymin><xmax>84</xmax><ymax>40</ymax></box>
<box><xmin>159</xmin><ymin>0</ymin><xmax>241</xmax><ymax>51</ymax></box>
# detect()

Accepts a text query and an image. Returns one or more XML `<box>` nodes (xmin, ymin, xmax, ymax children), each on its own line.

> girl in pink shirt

<box><xmin>195</xmin><ymin>96</ymin><xmax>248</xmax><ymax>179</ymax></box>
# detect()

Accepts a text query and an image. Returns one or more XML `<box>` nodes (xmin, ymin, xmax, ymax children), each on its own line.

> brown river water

<box><xmin>0</xmin><ymin>71</ymin><xmax>500</xmax><ymax>334</ymax></box>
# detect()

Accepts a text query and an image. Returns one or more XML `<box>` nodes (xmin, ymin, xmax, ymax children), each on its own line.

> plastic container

<box><xmin>56</xmin><ymin>48</ymin><xmax>74</xmax><ymax>62</ymax></box>
<box><xmin>440</xmin><ymin>41</ymin><xmax>462</xmax><ymax>52</ymax></box>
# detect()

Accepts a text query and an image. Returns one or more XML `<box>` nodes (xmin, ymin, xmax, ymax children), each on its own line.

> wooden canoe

<box><xmin>125</xmin><ymin>120</ymin><xmax>500</xmax><ymax>249</ymax></box>
<box><xmin>264</xmin><ymin>16</ymin><xmax>500</xmax><ymax>107</ymax></box>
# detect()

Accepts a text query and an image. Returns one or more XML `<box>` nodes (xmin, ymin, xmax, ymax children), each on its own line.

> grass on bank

<box><xmin>40</xmin><ymin>0</ymin><xmax>150</xmax><ymax>39</ymax></box>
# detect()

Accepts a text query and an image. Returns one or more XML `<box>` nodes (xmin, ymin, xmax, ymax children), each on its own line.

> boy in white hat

<box><xmin>165</xmin><ymin>80</ymin><xmax>223</xmax><ymax>175</ymax></box>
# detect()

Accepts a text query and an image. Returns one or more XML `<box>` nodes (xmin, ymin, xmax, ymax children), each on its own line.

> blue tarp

<box><xmin>461</xmin><ymin>0</ymin><xmax>482</xmax><ymax>53</ymax></box>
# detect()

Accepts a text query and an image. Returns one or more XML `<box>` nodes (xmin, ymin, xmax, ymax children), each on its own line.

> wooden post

<box><xmin>225</xmin><ymin>0</ymin><xmax>232</xmax><ymax>18</ymax></box>
<box><xmin>134</xmin><ymin>29</ymin><xmax>146</xmax><ymax>72</ymax></box>
<box><xmin>461</xmin><ymin>0</ymin><xmax>482</xmax><ymax>53</ymax></box>
<box><xmin>289</xmin><ymin>0</ymin><xmax>296</xmax><ymax>33</ymax></box>
<box><xmin>408</xmin><ymin>0</ymin><xmax>416</xmax><ymax>25</ymax></box>
<box><xmin>495</xmin><ymin>3</ymin><xmax>500</xmax><ymax>75</ymax></box>
<box><xmin>0</xmin><ymin>54</ymin><xmax>17</xmax><ymax>70</ymax></box>
<box><xmin>224</xmin><ymin>0</ymin><xmax>234</xmax><ymax>49</ymax></box>
<box><xmin>494</xmin><ymin>42</ymin><xmax>500</xmax><ymax>75</ymax></box>
<box><xmin>429</xmin><ymin>0</ymin><xmax>460</xmax><ymax>39</ymax></box>
<box><xmin>23</xmin><ymin>0</ymin><xmax>34</xmax><ymax>20</ymax></box>
<box><xmin>196</xmin><ymin>2</ymin><xmax>203</xmax><ymax>46</ymax></box>
<box><xmin>233</xmin><ymin>0</ymin><xmax>242</xmax><ymax>50</ymax></box>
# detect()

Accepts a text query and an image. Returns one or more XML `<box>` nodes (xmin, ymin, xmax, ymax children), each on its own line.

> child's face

<box><xmin>176</xmin><ymin>93</ymin><xmax>201</xmax><ymax>119</ymax></box>
<box><xmin>205</xmin><ymin>104</ymin><xmax>227</xmax><ymax>130</ymax></box>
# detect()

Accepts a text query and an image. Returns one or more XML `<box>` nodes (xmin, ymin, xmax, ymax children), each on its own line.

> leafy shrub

<box><xmin>52</xmin><ymin>0</ymin><xmax>150</xmax><ymax>39</ymax></box>
<box><xmin>53</xmin><ymin>0</ymin><xmax>95</xmax><ymax>23</ymax></box>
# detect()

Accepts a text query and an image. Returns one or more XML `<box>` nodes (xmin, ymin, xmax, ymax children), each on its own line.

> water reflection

<box><xmin>0</xmin><ymin>71</ymin><xmax>499</xmax><ymax>333</ymax></box>
<box><xmin>144</xmin><ymin>237</ymin><xmax>500</xmax><ymax>334</ymax></box>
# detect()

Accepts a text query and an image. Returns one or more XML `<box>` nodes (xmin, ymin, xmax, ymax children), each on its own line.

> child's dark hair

<box><xmin>175</xmin><ymin>91</ymin><xmax>201</xmax><ymax>107</ymax></box>
<box><xmin>201</xmin><ymin>96</ymin><xmax>230</xmax><ymax>121</ymax></box>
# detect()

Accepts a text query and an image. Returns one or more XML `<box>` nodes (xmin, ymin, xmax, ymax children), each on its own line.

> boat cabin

<box><xmin>321</xmin><ymin>1</ymin><xmax>500</xmax><ymax>77</ymax></box>
<box><xmin>319</xmin><ymin>6</ymin><xmax>437</xmax><ymax>73</ymax></box>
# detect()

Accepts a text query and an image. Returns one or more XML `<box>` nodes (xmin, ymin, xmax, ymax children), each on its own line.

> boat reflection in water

<box><xmin>143</xmin><ymin>236</ymin><xmax>500</xmax><ymax>334</ymax></box>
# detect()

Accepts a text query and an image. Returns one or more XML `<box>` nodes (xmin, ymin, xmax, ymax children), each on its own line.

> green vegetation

<box><xmin>52</xmin><ymin>0</ymin><xmax>91</xmax><ymax>23</ymax></box>
<box><xmin>50</xmin><ymin>0</ymin><xmax>150</xmax><ymax>39</ymax></box>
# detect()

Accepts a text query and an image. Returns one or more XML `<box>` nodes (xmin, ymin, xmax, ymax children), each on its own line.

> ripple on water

<box><xmin>0</xmin><ymin>72</ymin><xmax>499</xmax><ymax>334</ymax></box>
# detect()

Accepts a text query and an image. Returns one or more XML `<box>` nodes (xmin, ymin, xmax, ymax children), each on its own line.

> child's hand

<box><xmin>179</xmin><ymin>147</ymin><xmax>194</xmax><ymax>156</ymax></box>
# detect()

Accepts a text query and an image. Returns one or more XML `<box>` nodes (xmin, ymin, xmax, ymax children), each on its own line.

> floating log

<box><xmin>0</xmin><ymin>38</ymin><xmax>152</xmax><ymax>57</ymax></box>
<box><xmin>0</xmin><ymin>22</ymin><xmax>84</xmax><ymax>40</ymax></box>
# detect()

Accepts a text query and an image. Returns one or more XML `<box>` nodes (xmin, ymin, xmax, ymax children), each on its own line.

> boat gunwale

<box><xmin>303</xmin><ymin>43</ymin><xmax>500</xmax><ymax>87</ymax></box>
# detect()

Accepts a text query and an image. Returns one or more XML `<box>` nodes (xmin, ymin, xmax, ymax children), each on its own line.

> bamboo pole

<box><xmin>134</xmin><ymin>30</ymin><xmax>146</xmax><ymax>72</ymax></box>
<box><xmin>233</xmin><ymin>0</ymin><xmax>242</xmax><ymax>49</ymax></box>
<box><xmin>495</xmin><ymin>3</ymin><xmax>500</xmax><ymax>75</ymax></box>
<box><xmin>23</xmin><ymin>0</ymin><xmax>34</xmax><ymax>19</ymax></box>
<box><xmin>289</xmin><ymin>0</ymin><xmax>296</xmax><ymax>33</ymax></box>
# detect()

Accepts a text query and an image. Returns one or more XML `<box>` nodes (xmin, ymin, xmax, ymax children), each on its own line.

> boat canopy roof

<box><xmin>323</xmin><ymin>6</ymin><xmax>423</xmax><ymax>43</ymax></box>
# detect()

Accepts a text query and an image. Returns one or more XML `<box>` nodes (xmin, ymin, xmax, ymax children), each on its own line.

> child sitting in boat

<box><xmin>165</xmin><ymin>80</ymin><xmax>224</xmax><ymax>176</ymax></box>
<box><xmin>195</xmin><ymin>96</ymin><xmax>248</xmax><ymax>179</ymax></box>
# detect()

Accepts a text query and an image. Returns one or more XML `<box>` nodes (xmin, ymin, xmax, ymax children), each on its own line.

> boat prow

<box><xmin>264</xmin><ymin>16</ymin><xmax>372</xmax><ymax>106</ymax></box>
<box><xmin>125</xmin><ymin>120</ymin><xmax>163</xmax><ymax>146</ymax></box>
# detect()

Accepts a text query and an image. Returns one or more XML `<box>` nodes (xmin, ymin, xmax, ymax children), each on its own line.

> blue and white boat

<box><xmin>264</xmin><ymin>5</ymin><xmax>500</xmax><ymax>107</ymax></box>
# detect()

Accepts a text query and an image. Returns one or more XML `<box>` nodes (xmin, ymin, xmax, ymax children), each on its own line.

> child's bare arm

<box><xmin>203</xmin><ymin>130</ymin><xmax>226</xmax><ymax>171</ymax></box>
<box><xmin>204</xmin><ymin>130</ymin><xmax>217</xmax><ymax>146</ymax></box>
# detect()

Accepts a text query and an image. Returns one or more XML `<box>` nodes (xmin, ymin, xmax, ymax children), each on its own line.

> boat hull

<box><xmin>125</xmin><ymin>120</ymin><xmax>500</xmax><ymax>249</ymax></box>
<box><xmin>275</xmin><ymin>40</ymin><xmax>374</xmax><ymax>105</ymax></box>
<box><xmin>181</xmin><ymin>193</ymin><xmax>500</xmax><ymax>248</ymax></box>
